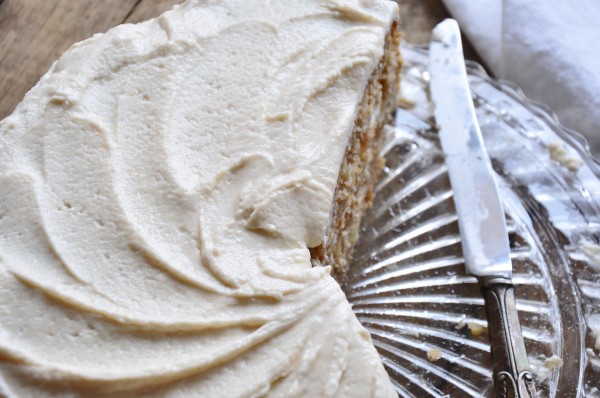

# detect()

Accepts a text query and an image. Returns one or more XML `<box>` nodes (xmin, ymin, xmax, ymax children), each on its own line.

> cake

<box><xmin>0</xmin><ymin>0</ymin><xmax>401</xmax><ymax>396</ymax></box>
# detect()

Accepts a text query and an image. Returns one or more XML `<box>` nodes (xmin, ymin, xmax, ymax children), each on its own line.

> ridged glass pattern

<box><xmin>341</xmin><ymin>44</ymin><xmax>600</xmax><ymax>398</ymax></box>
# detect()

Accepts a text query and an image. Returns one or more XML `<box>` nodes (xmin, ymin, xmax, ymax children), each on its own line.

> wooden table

<box><xmin>0</xmin><ymin>0</ymin><xmax>482</xmax><ymax>120</ymax></box>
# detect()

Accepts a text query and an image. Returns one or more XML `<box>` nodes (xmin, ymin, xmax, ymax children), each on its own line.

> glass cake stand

<box><xmin>342</xmin><ymin>44</ymin><xmax>600</xmax><ymax>398</ymax></box>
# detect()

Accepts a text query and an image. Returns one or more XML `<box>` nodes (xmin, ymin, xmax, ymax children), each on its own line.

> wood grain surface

<box><xmin>0</xmin><ymin>0</ymin><xmax>481</xmax><ymax>120</ymax></box>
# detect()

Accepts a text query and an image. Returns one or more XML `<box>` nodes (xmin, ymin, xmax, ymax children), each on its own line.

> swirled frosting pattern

<box><xmin>0</xmin><ymin>0</ymin><xmax>398</xmax><ymax>396</ymax></box>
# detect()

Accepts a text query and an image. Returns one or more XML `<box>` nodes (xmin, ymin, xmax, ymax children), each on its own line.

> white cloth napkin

<box><xmin>440</xmin><ymin>0</ymin><xmax>600</xmax><ymax>158</ymax></box>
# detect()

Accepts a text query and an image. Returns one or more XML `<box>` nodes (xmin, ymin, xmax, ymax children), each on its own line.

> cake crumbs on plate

<box><xmin>548</xmin><ymin>141</ymin><xmax>583</xmax><ymax>172</ymax></box>
<box><xmin>467</xmin><ymin>322</ymin><xmax>485</xmax><ymax>337</ymax></box>
<box><xmin>405</xmin><ymin>330</ymin><xmax>420</xmax><ymax>338</ymax></box>
<box><xmin>427</xmin><ymin>348</ymin><xmax>442</xmax><ymax>362</ymax></box>
<box><xmin>544</xmin><ymin>355</ymin><xmax>564</xmax><ymax>370</ymax></box>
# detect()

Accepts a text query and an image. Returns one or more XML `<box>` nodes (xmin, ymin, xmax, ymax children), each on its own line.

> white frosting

<box><xmin>0</xmin><ymin>0</ymin><xmax>398</xmax><ymax>396</ymax></box>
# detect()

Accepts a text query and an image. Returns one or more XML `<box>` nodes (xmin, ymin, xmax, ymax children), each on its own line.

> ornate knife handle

<box><xmin>480</xmin><ymin>277</ymin><xmax>537</xmax><ymax>398</ymax></box>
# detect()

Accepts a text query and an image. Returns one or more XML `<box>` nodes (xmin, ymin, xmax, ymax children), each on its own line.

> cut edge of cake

<box><xmin>311</xmin><ymin>20</ymin><xmax>402</xmax><ymax>279</ymax></box>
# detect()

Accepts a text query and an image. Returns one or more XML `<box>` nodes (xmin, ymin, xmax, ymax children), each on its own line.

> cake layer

<box><xmin>0</xmin><ymin>0</ymin><xmax>399</xmax><ymax>396</ymax></box>
<box><xmin>316</xmin><ymin>24</ymin><xmax>401</xmax><ymax>277</ymax></box>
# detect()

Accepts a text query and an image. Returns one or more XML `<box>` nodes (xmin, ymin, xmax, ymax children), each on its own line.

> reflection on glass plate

<box><xmin>342</xmin><ymin>44</ymin><xmax>600</xmax><ymax>397</ymax></box>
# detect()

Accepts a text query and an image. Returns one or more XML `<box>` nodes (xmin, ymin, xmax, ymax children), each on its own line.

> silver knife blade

<box><xmin>429</xmin><ymin>19</ymin><xmax>511</xmax><ymax>280</ymax></box>
<box><xmin>428</xmin><ymin>23</ymin><xmax>537</xmax><ymax>396</ymax></box>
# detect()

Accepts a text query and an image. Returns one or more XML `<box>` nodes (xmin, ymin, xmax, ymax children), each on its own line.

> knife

<box><xmin>428</xmin><ymin>19</ymin><xmax>537</xmax><ymax>398</ymax></box>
